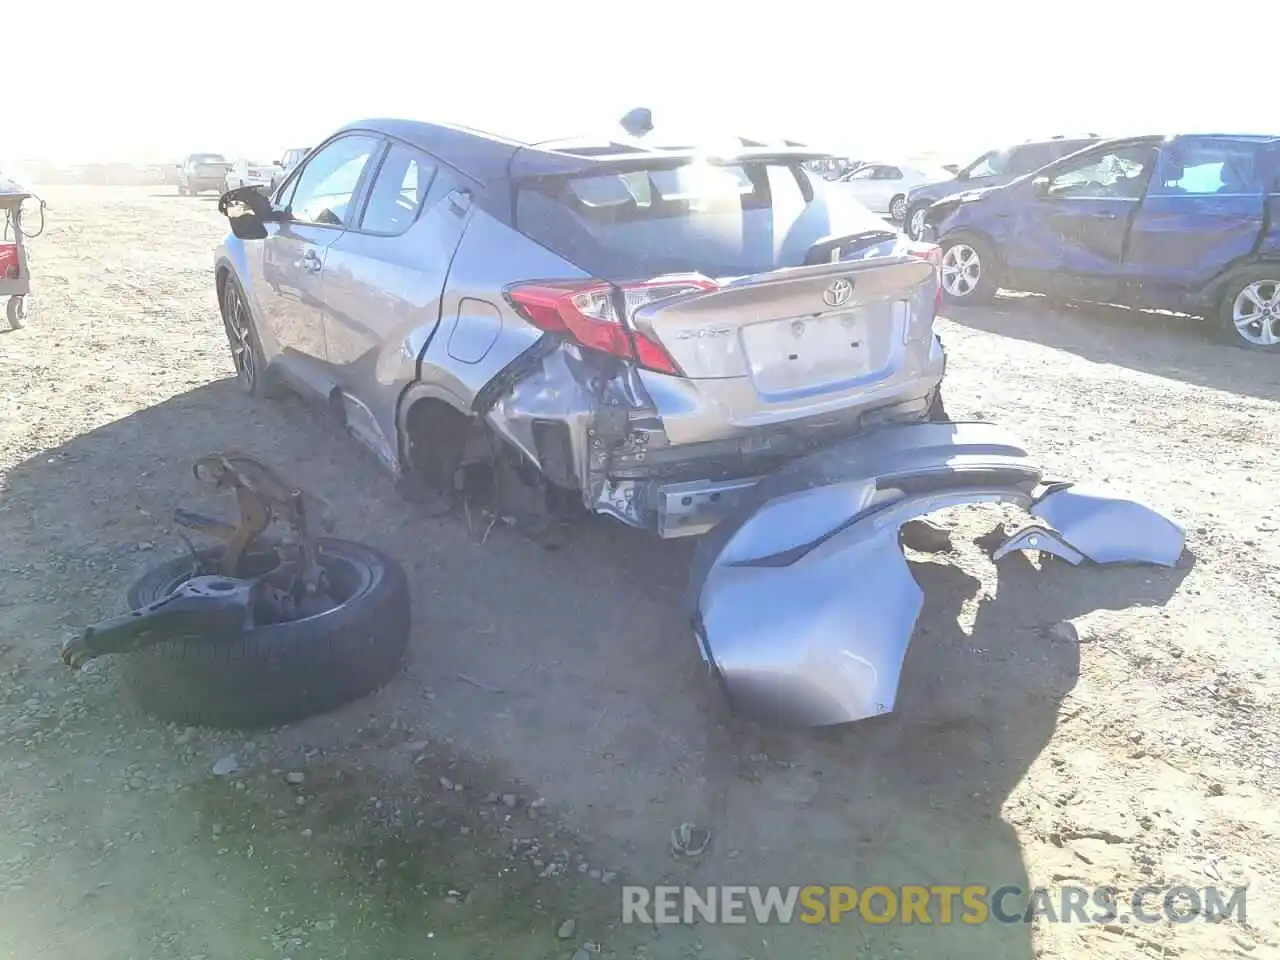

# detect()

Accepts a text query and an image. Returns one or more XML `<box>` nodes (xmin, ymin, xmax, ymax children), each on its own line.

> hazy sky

<box><xmin>7</xmin><ymin>0</ymin><xmax>1274</xmax><ymax>166</ymax></box>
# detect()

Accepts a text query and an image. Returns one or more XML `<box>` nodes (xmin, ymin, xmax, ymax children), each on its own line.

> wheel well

<box><xmin>402</xmin><ymin>397</ymin><xmax>474</xmax><ymax>490</ymax></box>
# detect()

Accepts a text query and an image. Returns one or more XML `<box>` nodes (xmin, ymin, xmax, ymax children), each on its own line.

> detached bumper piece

<box><xmin>688</xmin><ymin>422</ymin><xmax>1185</xmax><ymax>728</ymax></box>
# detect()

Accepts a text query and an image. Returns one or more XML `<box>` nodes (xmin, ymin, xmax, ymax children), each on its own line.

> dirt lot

<box><xmin>1</xmin><ymin>185</ymin><xmax>1278</xmax><ymax>960</ymax></box>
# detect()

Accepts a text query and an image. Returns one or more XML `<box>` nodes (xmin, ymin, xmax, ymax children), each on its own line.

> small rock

<box><xmin>211</xmin><ymin>754</ymin><xmax>239</xmax><ymax>777</ymax></box>
<box><xmin>301</xmin><ymin>829</ymin><xmax>313</xmax><ymax>838</ymax></box>
<box><xmin>439</xmin><ymin>777</ymin><xmax>455</xmax><ymax>791</ymax></box>
<box><xmin>501</xmin><ymin>793</ymin><xmax>517</xmax><ymax>808</ymax></box>
<box><xmin>557</xmin><ymin>919</ymin><xmax>576</xmax><ymax>939</ymax></box>
<box><xmin>1207</xmin><ymin>782</ymin><xmax>1225</xmax><ymax>797</ymax></box>
<box><xmin>285</xmin><ymin>772</ymin><xmax>305</xmax><ymax>785</ymax></box>
<box><xmin>670</xmin><ymin>822</ymin><xmax>711</xmax><ymax>859</ymax></box>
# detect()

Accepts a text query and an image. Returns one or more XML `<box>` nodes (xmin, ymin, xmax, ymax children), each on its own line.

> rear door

<box><xmin>320</xmin><ymin>143</ymin><xmax>473</xmax><ymax>465</ymax></box>
<box><xmin>1121</xmin><ymin>136</ymin><xmax>1268</xmax><ymax>308</ymax></box>
<box><xmin>1003</xmin><ymin>142</ymin><xmax>1157</xmax><ymax>300</ymax></box>
<box><xmin>254</xmin><ymin>134</ymin><xmax>381</xmax><ymax>391</ymax></box>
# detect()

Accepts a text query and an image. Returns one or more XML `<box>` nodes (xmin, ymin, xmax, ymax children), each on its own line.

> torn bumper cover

<box><xmin>687</xmin><ymin>422</ymin><xmax>1185</xmax><ymax>728</ymax></box>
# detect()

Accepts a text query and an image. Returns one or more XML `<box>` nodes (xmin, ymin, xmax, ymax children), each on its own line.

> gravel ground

<box><xmin>1</xmin><ymin>186</ymin><xmax>1278</xmax><ymax>960</ymax></box>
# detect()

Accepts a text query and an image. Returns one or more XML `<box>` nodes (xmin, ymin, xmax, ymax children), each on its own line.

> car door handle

<box><xmin>301</xmin><ymin>250</ymin><xmax>322</xmax><ymax>272</ymax></box>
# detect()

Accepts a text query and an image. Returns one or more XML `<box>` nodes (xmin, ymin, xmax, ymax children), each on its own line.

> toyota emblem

<box><xmin>823</xmin><ymin>278</ymin><xmax>853</xmax><ymax>307</ymax></box>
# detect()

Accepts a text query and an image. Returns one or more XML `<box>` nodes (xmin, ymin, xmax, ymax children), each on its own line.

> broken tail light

<box><xmin>506</xmin><ymin>278</ymin><xmax>717</xmax><ymax>375</ymax></box>
<box><xmin>903</xmin><ymin>240</ymin><xmax>943</xmax><ymax>313</ymax></box>
<box><xmin>0</xmin><ymin>243</ymin><xmax>19</xmax><ymax>280</ymax></box>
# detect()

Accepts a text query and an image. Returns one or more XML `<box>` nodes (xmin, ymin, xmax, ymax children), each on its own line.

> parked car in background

<box><xmin>832</xmin><ymin>160</ymin><xmax>955</xmax><ymax>221</ymax></box>
<box><xmin>902</xmin><ymin>135</ymin><xmax>1101</xmax><ymax>239</ymax></box>
<box><xmin>224</xmin><ymin>158</ymin><xmax>278</xmax><ymax>194</ymax></box>
<box><xmin>269</xmin><ymin>147</ymin><xmax>312</xmax><ymax>193</ymax></box>
<box><xmin>213</xmin><ymin>118</ymin><xmax>948</xmax><ymax>541</ymax></box>
<box><xmin>924</xmin><ymin>133</ymin><xmax>1280</xmax><ymax>351</ymax></box>
<box><xmin>178</xmin><ymin>154</ymin><xmax>230</xmax><ymax>195</ymax></box>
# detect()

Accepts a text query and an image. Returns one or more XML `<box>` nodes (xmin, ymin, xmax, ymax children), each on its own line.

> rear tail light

<box><xmin>903</xmin><ymin>240</ymin><xmax>943</xmax><ymax>312</ymax></box>
<box><xmin>506</xmin><ymin>278</ymin><xmax>717</xmax><ymax>375</ymax></box>
<box><xmin>0</xmin><ymin>243</ymin><xmax>19</xmax><ymax>281</ymax></box>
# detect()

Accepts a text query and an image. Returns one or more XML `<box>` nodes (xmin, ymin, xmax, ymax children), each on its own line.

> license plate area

<box><xmin>740</xmin><ymin>308</ymin><xmax>877</xmax><ymax>400</ymax></box>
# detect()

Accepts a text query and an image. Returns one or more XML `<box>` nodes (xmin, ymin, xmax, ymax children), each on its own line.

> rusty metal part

<box><xmin>175</xmin><ymin>451</ymin><xmax>329</xmax><ymax>588</ymax></box>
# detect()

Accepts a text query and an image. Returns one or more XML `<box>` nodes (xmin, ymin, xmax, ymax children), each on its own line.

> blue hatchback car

<box><xmin>923</xmin><ymin>134</ymin><xmax>1280</xmax><ymax>351</ymax></box>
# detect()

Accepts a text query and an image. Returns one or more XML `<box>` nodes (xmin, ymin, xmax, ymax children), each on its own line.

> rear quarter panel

<box><xmin>409</xmin><ymin>210</ymin><xmax>590</xmax><ymax>413</ymax></box>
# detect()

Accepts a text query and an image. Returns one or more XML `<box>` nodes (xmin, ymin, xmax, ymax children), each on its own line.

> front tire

<box><xmin>220</xmin><ymin>277</ymin><xmax>285</xmax><ymax>398</ymax></box>
<box><xmin>889</xmin><ymin>194</ymin><xmax>907</xmax><ymax>222</ymax></box>
<box><xmin>6</xmin><ymin>296</ymin><xmax>25</xmax><ymax>330</ymax></box>
<box><xmin>905</xmin><ymin>203</ymin><xmax>930</xmax><ymax>240</ymax></box>
<box><xmin>1217</xmin><ymin>268</ymin><xmax>1280</xmax><ymax>351</ymax></box>
<box><xmin>940</xmin><ymin>236</ymin><xmax>1000</xmax><ymax>306</ymax></box>
<box><xmin>121</xmin><ymin>539</ymin><xmax>411</xmax><ymax>728</ymax></box>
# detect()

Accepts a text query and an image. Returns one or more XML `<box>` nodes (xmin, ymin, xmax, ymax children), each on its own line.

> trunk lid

<box><xmin>632</xmin><ymin>257</ymin><xmax>934</xmax><ymax>400</ymax></box>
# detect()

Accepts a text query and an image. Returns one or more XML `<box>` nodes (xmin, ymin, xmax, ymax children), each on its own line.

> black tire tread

<box><xmin>120</xmin><ymin>538</ymin><xmax>410</xmax><ymax>729</ymax></box>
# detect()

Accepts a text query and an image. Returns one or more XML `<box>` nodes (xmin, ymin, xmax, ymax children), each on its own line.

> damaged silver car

<box><xmin>214</xmin><ymin>118</ymin><xmax>1185</xmax><ymax>728</ymax></box>
<box><xmin>213</xmin><ymin>117</ymin><xmax>947</xmax><ymax>538</ymax></box>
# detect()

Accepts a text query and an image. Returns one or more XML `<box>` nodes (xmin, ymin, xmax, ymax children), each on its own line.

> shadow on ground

<box><xmin>947</xmin><ymin>294</ymin><xmax>1279</xmax><ymax>403</ymax></box>
<box><xmin>0</xmin><ymin>378</ymin><xmax>1189</xmax><ymax>959</ymax></box>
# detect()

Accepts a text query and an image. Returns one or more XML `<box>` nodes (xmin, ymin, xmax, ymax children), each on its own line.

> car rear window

<box><xmin>514</xmin><ymin>161</ymin><xmax>894</xmax><ymax>278</ymax></box>
<box><xmin>192</xmin><ymin>154</ymin><xmax>225</xmax><ymax>163</ymax></box>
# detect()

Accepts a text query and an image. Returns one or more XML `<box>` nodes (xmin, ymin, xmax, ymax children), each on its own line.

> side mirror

<box><xmin>1032</xmin><ymin>176</ymin><xmax>1051</xmax><ymax>198</ymax></box>
<box><xmin>218</xmin><ymin>186</ymin><xmax>285</xmax><ymax>240</ymax></box>
<box><xmin>954</xmin><ymin>169</ymin><xmax>969</xmax><ymax>181</ymax></box>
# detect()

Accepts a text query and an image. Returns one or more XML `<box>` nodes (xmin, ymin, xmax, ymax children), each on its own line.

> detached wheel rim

<box><xmin>890</xmin><ymin>196</ymin><xmax>907</xmax><ymax>221</ymax></box>
<box><xmin>908</xmin><ymin>207</ymin><xmax>927</xmax><ymax>239</ymax></box>
<box><xmin>1231</xmin><ymin>279</ymin><xmax>1280</xmax><ymax>346</ymax></box>
<box><xmin>942</xmin><ymin>243</ymin><xmax>982</xmax><ymax>298</ymax></box>
<box><xmin>222</xmin><ymin>286</ymin><xmax>258</xmax><ymax>390</ymax></box>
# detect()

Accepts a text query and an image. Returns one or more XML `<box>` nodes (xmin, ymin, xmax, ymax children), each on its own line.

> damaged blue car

<box><xmin>922</xmin><ymin>133</ymin><xmax>1280</xmax><ymax>351</ymax></box>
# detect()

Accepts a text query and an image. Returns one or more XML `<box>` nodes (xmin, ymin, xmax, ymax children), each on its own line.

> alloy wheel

<box><xmin>221</xmin><ymin>285</ymin><xmax>258</xmax><ymax>391</ymax></box>
<box><xmin>890</xmin><ymin>196</ymin><xmax>907</xmax><ymax>221</ymax></box>
<box><xmin>1231</xmin><ymin>279</ymin><xmax>1280</xmax><ymax>347</ymax></box>
<box><xmin>908</xmin><ymin>207</ymin><xmax>927</xmax><ymax>240</ymax></box>
<box><xmin>941</xmin><ymin>244</ymin><xmax>982</xmax><ymax>298</ymax></box>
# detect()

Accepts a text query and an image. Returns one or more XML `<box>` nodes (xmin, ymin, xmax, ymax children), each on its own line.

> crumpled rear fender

<box><xmin>689</xmin><ymin>422</ymin><xmax>1185</xmax><ymax>728</ymax></box>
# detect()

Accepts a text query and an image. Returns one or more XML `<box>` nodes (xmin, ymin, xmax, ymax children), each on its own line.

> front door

<box><xmin>1005</xmin><ymin>143</ymin><xmax>1157</xmax><ymax>301</ymax></box>
<box><xmin>1122</xmin><ymin>136</ymin><xmax>1268</xmax><ymax>309</ymax></box>
<box><xmin>254</xmin><ymin>134</ymin><xmax>381</xmax><ymax>394</ymax></box>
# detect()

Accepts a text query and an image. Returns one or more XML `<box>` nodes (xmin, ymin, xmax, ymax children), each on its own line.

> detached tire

<box><xmin>121</xmin><ymin>538</ymin><xmax>410</xmax><ymax>729</ymax></box>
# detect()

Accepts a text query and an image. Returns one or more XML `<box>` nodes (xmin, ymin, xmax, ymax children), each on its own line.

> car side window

<box><xmin>846</xmin><ymin>165</ymin><xmax>878</xmax><ymax>181</ymax></box>
<box><xmin>285</xmin><ymin>135</ymin><xmax>380</xmax><ymax>227</ymax></box>
<box><xmin>876</xmin><ymin>166</ymin><xmax>903</xmax><ymax>180</ymax></box>
<box><xmin>1150</xmin><ymin>142</ymin><xmax>1263</xmax><ymax>197</ymax></box>
<box><xmin>966</xmin><ymin>151</ymin><xmax>1006</xmax><ymax>178</ymax></box>
<box><xmin>359</xmin><ymin>145</ymin><xmax>439</xmax><ymax>235</ymax></box>
<box><xmin>1046</xmin><ymin>146</ymin><xmax>1155</xmax><ymax>200</ymax></box>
